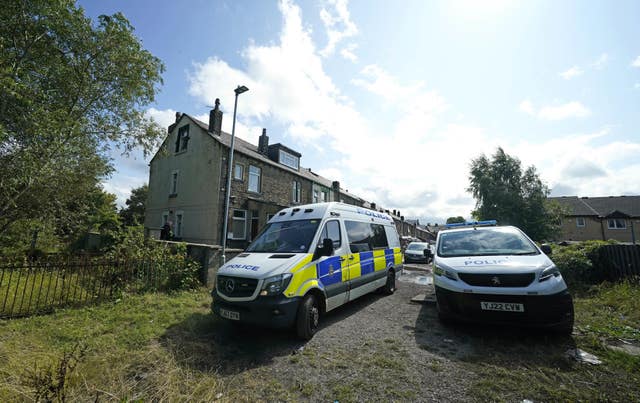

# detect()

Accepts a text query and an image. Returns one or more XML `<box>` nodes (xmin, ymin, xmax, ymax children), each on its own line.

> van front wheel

<box><xmin>296</xmin><ymin>294</ymin><xmax>319</xmax><ymax>340</ymax></box>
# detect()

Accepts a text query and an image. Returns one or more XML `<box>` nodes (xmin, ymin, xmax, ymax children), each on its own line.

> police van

<box><xmin>426</xmin><ymin>221</ymin><xmax>574</xmax><ymax>334</ymax></box>
<box><xmin>212</xmin><ymin>202</ymin><xmax>403</xmax><ymax>339</ymax></box>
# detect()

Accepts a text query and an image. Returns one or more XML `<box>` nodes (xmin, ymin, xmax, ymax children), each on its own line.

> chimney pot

<box><xmin>209</xmin><ymin>98</ymin><xmax>223</xmax><ymax>135</ymax></box>
<box><xmin>258</xmin><ymin>128</ymin><xmax>269</xmax><ymax>155</ymax></box>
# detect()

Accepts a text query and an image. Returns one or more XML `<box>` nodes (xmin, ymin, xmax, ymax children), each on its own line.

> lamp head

<box><xmin>234</xmin><ymin>85</ymin><xmax>249</xmax><ymax>95</ymax></box>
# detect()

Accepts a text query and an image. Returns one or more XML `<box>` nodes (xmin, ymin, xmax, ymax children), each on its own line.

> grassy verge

<box><xmin>463</xmin><ymin>280</ymin><xmax>640</xmax><ymax>402</ymax></box>
<box><xmin>0</xmin><ymin>289</ymin><xmax>221</xmax><ymax>401</ymax></box>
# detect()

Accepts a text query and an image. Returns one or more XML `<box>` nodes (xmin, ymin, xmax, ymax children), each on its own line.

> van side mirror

<box><xmin>423</xmin><ymin>248</ymin><xmax>432</xmax><ymax>259</ymax></box>
<box><xmin>315</xmin><ymin>238</ymin><xmax>334</xmax><ymax>259</ymax></box>
<box><xmin>540</xmin><ymin>244</ymin><xmax>552</xmax><ymax>255</ymax></box>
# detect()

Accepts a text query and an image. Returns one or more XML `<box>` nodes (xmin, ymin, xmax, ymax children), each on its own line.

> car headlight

<box><xmin>260</xmin><ymin>274</ymin><xmax>293</xmax><ymax>296</ymax></box>
<box><xmin>433</xmin><ymin>265</ymin><xmax>458</xmax><ymax>281</ymax></box>
<box><xmin>539</xmin><ymin>265</ymin><xmax>561</xmax><ymax>282</ymax></box>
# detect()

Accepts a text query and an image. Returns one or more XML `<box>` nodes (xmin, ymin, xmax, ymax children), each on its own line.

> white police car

<box><xmin>427</xmin><ymin>221</ymin><xmax>574</xmax><ymax>334</ymax></box>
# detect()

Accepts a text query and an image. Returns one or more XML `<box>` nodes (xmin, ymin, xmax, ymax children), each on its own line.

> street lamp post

<box><xmin>221</xmin><ymin>85</ymin><xmax>249</xmax><ymax>264</ymax></box>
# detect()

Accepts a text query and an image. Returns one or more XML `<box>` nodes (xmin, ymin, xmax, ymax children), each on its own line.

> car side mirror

<box><xmin>540</xmin><ymin>244</ymin><xmax>552</xmax><ymax>255</ymax></box>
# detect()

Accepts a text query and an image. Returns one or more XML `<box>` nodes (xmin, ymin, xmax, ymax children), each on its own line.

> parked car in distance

<box><xmin>404</xmin><ymin>242</ymin><xmax>431</xmax><ymax>263</ymax></box>
<box><xmin>428</xmin><ymin>222</ymin><xmax>574</xmax><ymax>334</ymax></box>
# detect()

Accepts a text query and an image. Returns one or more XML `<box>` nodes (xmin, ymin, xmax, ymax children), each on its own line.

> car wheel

<box><xmin>382</xmin><ymin>270</ymin><xmax>396</xmax><ymax>295</ymax></box>
<box><xmin>296</xmin><ymin>294</ymin><xmax>319</xmax><ymax>340</ymax></box>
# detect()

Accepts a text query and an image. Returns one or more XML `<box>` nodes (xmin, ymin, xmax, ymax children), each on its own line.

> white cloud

<box><xmin>519</xmin><ymin>100</ymin><xmax>590</xmax><ymax>120</ymax></box>
<box><xmin>632</xmin><ymin>56</ymin><xmax>640</xmax><ymax>67</ymax></box>
<box><xmin>146</xmin><ymin>107</ymin><xmax>177</xmax><ymax>128</ymax></box>
<box><xmin>591</xmin><ymin>53</ymin><xmax>609</xmax><ymax>69</ymax></box>
<box><xmin>559</xmin><ymin>66</ymin><xmax>583</xmax><ymax>79</ymax></box>
<box><xmin>340</xmin><ymin>43</ymin><xmax>358</xmax><ymax>62</ymax></box>
<box><xmin>319</xmin><ymin>0</ymin><xmax>358</xmax><ymax>59</ymax></box>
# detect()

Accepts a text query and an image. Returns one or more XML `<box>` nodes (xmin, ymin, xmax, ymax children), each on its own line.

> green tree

<box><xmin>446</xmin><ymin>216</ymin><xmax>465</xmax><ymax>224</ymax></box>
<box><xmin>0</xmin><ymin>0</ymin><xmax>165</xmax><ymax>240</ymax></box>
<box><xmin>119</xmin><ymin>184</ymin><xmax>148</xmax><ymax>227</ymax></box>
<box><xmin>467</xmin><ymin>147</ymin><xmax>561</xmax><ymax>240</ymax></box>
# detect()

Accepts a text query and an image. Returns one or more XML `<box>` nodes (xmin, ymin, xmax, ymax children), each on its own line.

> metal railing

<box><xmin>0</xmin><ymin>256</ymin><xmax>191</xmax><ymax>319</ymax></box>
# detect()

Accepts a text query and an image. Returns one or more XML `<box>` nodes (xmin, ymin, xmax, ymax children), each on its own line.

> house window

<box><xmin>608</xmin><ymin>218</ymin><xmax>626</xmax><ymax>229</ymax></box>
<box><xmin>576</xmin><ymin>217</ymin><xmax>585</xmax><ymax>227</ymax></box>
<box><xmin>234</xmin><ymin>163</ymin><xmax>244</xmax><ymax>180</ymax></box>
<box><xmin>313</xmin><ymin>190</ymin><xmax>319</xmax><ymax>203</ymax></box>
<box><xmin>170</xmin><ymin>170</ymin><xmax>179</xmax><ymax>196</ymax></box>
<box><xmin>175</xmin><ymin>211</ymin><xmax>183</xmax><ymax>237</ymax></box>
<box><xmin>321</xmin><ymin>190</ymin><xmax>328</xmax><ymax>202</ymax></box>
<box><xmin>248</xmin><ymin>165</ymin><xmax>261</xmax><ymax>192</ymax></box>
<box><xmin>279</xmin><ymin>150</ymin><xmax>299</xmax><ymax>170</ymax></box>
<box><xmin>292</xmin><ymin>180</ymin><xmax>301</xmax><ymax>203</ymax></box>
<box><xmin>230</xmin><ymin>209</ymin><xmax>247</xmax><ymax>239</ymax></box>
<box><xmin>162</xmin><ymin>211</ymin><xmax>169</xmax><ymax>226</ymax></box>
<box><xmin>175</xmin><ymin>125</ymin><xmax>189</xmax><ymax>152</ymax></box>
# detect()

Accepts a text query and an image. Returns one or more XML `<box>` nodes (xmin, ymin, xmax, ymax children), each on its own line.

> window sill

<box><xmin>169</xmin><ymin>193</ymin><xmax>177</xmax><ymax>198</ymax></box>
<box><xmin>247</xmin><ymin>191</ymin><xmax>262</xmax><ymax>197</ymax></box>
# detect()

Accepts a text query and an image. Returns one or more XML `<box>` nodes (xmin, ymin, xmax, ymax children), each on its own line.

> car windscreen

<box><xmin>246</xmin><ymin>219</ymin><xmax>321</xmax><ymax>253</ymax></box>
<box><xmin>437</xmin><ymin>228</ymin><xmax>539</xmax><ymax>257</ymax></box>
<box><xmin>406</xmin><ymin>243</ymin><xmax>428</xmax><ymax>251</ymax></box>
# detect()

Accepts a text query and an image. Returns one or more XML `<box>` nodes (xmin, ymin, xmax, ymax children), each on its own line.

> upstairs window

<box><xmin>313</xmin><ymin>190</ymin><xmax>319</xmax><ymax>203</ymax></box>
<box><xmin>248</xmin><ymin>165</ymin><xmax>261</xmax><ymax>193</ymax></box>
<box><xmin>279</xmin><ymin>150</ymin><xmax>299</xmax><ymax>170</ymax></box>
<box><xmin>292</xmin><ymin>180</ymin><xmax>301</xmax><ymax>203</ymax></box>
<box><xmin>608</xmin><ymin>218</ymin><xmax>626</xmax><ymax>229</ymax></box>
<box><xmin>321</xmin><ymin>190</ymin><xmax>328</xmax><ymax>202</ymax></box>
<box><xmin>170</xmin><ymin>170</ymin><xmax>179</xmax><ymax>196</ymax></box>
<box><xmin>234</xmin><ymin>163</ymin><xmax>244</xmax><ymax>180</ymax></box>
<box><xmin>175</xmin><ymin>125</ymin><xmax>190</xmax><ymax>152</ymax></box>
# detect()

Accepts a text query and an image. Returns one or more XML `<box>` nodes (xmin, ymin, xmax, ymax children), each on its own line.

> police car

<box><xmin>426</xmin><ymin>221</ymin><xmax>574</xmax><ymax>334</ymax></box>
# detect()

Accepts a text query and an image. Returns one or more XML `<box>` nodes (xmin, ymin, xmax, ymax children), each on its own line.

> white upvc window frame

<box><xmin>234</xmin><ymin>163</ymin><xmax>244</xmax><ymax>180</ymax></box>
<box><xmin>170</xmin><ymin>170</ymin><xmax>179</xmax><ymax>195</ymax></box>
<box><xmin>248</xmin><ymin>165</ymin><xmax>261</xmax><ymax>193</ymax></box>
<box><xmin>175</xmin><ymin>210</ymin><xmax>184</xmax><ymax>237</ymax></box>
<box><xmin>230</xmin><ymin>209</ymin><xmax>247</xmax><ymax>240</ymax></box>
<box><xmin>607</xmin><ymin>218</ymin><xmax>626</xmax><ymax>229</ymax></box>
<box><xmin>279</xmin><ymin>149</ymin><xmax>299</xmax><ymax>170</ymax></box>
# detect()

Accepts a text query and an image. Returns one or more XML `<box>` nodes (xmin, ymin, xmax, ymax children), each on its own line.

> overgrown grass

<box><xmin>464</xmin><ymin>280</ymin><xmax>640</xmax><ymax>402</ymax></box>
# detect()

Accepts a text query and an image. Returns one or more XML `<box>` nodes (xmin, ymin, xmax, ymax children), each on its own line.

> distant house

<box><xmin>550</xmin><ymin>196</ymin><xmax>640</xmax><ymax>243</ymax></box>
<box><xmin>144</xmin><ymin>99</ymin><xmax>417</xmax><ymax>249</ymax></box>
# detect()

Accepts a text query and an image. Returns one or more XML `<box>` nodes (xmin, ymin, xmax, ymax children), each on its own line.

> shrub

<box><xmin>552</xmin><ymin>240</ymin><xmax>618</xmax><ymax>287</ymax></box>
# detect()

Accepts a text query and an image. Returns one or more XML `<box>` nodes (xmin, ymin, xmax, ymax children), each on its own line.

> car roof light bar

<box><xmin>445</xmin><ymin>220</ymin><xmax>497</xmax><ymax>229</ymax></box>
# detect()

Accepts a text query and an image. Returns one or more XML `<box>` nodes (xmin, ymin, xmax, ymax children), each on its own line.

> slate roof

<box><xmin>550</xmin><ymin>196</ymin><xmax>640</xmax><ymax>217</ymax></box>
<box><xmin>187</xmin><ymin>114</ymin><xmax>366</xmax><ymax>203</ymax></box>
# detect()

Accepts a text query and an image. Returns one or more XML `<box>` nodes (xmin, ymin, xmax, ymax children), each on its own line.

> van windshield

<box><xmin>438</xmin><ymin>227</ymin><xmax>539</xmax><ymax>257</ymax></box>
<box><xmin>246</xmin><ymin>219</ymin><xmax>321</xmax><ymax>253</ymax></box>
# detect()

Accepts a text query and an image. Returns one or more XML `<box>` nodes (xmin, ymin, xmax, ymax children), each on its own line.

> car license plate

<box><xmin>480</xmin><ymin>301</ymin><xmax>524</xmax><ymax>312</ymax></box>
<box><xmin>220</xmin><ymin>308</ymin><xmax>240</xmax><ymax>320</ymax></box>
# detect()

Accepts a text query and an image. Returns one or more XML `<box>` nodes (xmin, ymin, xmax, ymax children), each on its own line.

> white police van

<box><xmin>427</xmin><ymin>221</ymin><xmax>574</xmax><ymax>334</ymax></box>
<box><xmin>212</xmin><ymin>202</ymin><xmax>403</xmax><ymax>339</ymax></box>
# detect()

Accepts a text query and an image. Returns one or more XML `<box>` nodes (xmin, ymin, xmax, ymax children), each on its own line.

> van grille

<box><xmin>217</xmin><ymin>276</ymin><xmax>258</xmax><ymax>298</ymax></box>
<box><xmin>458</xmin><ymin>273</ymin><xmax>535</xmax><ymax>287</ymax></box>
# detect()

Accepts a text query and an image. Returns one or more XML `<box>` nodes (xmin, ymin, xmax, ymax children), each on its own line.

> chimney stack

<box><xmin>209</xmin><ymin>98</ymin><xmax>223</xmax><ymax>135</ymax></box>
<box><xmin>175</xmin><ymin>112</ymin><xmax>181</xmax><ymax>122</ymax></box>
<box><xmin>332</xmin><ymin>181</ymin><xmax>340</xmax><ymax>199</ymax></box>
<box><xmin>258</xmin><ymin>128</ymin><xmax>269</xmax><ymax>155</ymax></box>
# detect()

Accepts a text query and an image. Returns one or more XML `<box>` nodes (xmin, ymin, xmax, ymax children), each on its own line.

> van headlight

<box><xmin>433</xmin><ymin>265</ymin><xmax>458</xmax><ymax>281</ymax></box>
<box><xmin>260</xmin><ymin>274</ymin><xmax>293</xmax><ymax>296</ymax></box>
<box><xmin>539</xmin><ymin>265</ymin><xmax>561</xmax><ymax>282</ymax></box>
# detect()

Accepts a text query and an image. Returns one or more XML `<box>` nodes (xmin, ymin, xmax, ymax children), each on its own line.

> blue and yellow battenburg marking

<box><xmin>284</xmin><ymin>247</ymin><xmax>402</xmax><ymax>297</ymax></box>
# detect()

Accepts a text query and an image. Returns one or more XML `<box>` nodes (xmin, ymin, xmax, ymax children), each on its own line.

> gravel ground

<box><xmin>160</xmin><ymin>266</ymin><xmax>576</xmax><ymax>402</ymax></box>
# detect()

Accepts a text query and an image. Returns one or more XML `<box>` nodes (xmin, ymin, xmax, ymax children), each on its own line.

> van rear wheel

<box><xmin>382</xmin><ymin>270</ymin><xmax>396</xmax><ymax>295</ymax></box>
<box><xmin>296</xmin><ymin>294</ymin><xmax>319</xmax><ymax>340</ymax></box>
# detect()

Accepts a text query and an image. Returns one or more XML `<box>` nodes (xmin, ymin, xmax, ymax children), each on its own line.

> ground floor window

<box><xmin>576</xmin><ymin>217</ymin><xmax>585</xmax><ymax>227</ymax></box>
<box><xmin>608</xmin><ymin>218</ymin><xmax>626</xmax><ymax>229</ymax></box>
<box><xmin>230</xmin><ymin>209</ymin><xmax>247</xmax><ymax>239</ymax></box>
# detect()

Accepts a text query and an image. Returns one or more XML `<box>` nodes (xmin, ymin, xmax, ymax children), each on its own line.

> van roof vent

<box><xmin>269</xmin><ymin>254</ymin><xmax>295</xmax><ymax>259</ymax></box>
<box><xmin>304</xmin><ymin>208</ymin><xmax>313</xmax><ymax>213</ymax></box>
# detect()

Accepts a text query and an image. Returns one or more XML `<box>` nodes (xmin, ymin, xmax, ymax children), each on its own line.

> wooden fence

<box><xmin>600</xmin><ymin>244</ymin><xmax>640</xmax><ymax>279</ymax></box>
<box><xmin>0</xmin><ymin>257</ymin><xmax>191</xmax><ymax>319</ymax></box>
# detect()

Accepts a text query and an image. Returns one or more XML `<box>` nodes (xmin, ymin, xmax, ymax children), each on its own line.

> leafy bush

<box><xmin>552</xmin><ymin>240</ymin><xmax>618</xmax><ymax>287</ymax></box>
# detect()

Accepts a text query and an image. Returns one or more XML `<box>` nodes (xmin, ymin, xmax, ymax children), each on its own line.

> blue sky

<box><xmin>79</xmin><ymin>0</ymin><xmax>640</xmax><ymax>224</ymax></box>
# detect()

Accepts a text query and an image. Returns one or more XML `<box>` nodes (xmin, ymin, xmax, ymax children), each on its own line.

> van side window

<box><xmin>371</xmin><ymin>224</ymin><xmax>389</xmax><ymax>249</ymax></box>
<box><xmin>345</xmin><ymin>221</ymin><xmax>373</xmax><ymax>252</ymax></box>
<box><xmin>319</xmin><ymin>220</ymin><xmax>342</xmax><ymax>249</ymax></box>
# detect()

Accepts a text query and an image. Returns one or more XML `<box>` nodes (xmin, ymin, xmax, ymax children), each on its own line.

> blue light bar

<box><xmin>445</xmin><ymin>220</ymin><xmax>497</xmax><ymax>229</ymax></box>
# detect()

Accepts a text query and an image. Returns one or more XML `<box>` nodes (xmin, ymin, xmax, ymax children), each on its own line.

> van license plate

<box><xmin>220</xmin><ymin>308</ymin><xmax>240</xmax><ymax>320</ymax></box>
<box><xmin>480</xmin><ymin>302</ymin><xmax>524</xmax><ymax>312</ymax></box>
